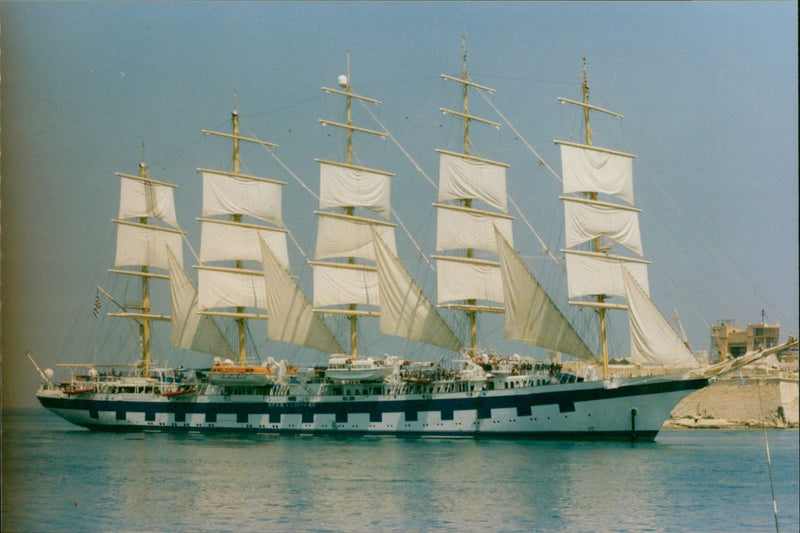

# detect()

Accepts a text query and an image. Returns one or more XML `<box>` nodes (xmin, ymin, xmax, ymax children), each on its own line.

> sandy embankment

<box><xmin>664</xmin><ymin>371</ymin><xmax>799</xmax><ymax>429</ymax></box>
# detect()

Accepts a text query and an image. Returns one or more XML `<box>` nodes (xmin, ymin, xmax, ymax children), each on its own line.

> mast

<box><xmin>344</xmin><ymin>54</ymin><xmax>357</xmax><ymax>356</ymax></box>
<box><xmin>200</xmin><ymin>96</ymin><xmax>282</xmax><ymax>366</ymax></box>
<box><xmin>436</xmin><ymin>36</ymin><xmax>505</xmax><ymax>355</ymax></box>
<box><xmin>581</xmin><ymin>58</ymin><xmax>610</xmax><ymax>381</ymax></box>
<box><xmin>110</xmin><ymin>150</ymin><xmax>185</xmax><ymax>375</ymax></box>
<box><xmin>138</xmin><ymin>157</ymin><xmax>153</xmax><ymax>374</ymax></box>
<box><xmin>231</xmin><ymin>100</ymin><xmax>246</xmax><ymax>365</ymax></box>
<box><xmin>315</xmin><ymin>52</ymin><xmax>390</xmax><ymax>357</ymax></box>
<box><xmin>460</xmin><ymin>36</ymin><xmax>476</xmax><ymax>352</ymax></box>
<box><xmin>556</xmin><ymin>58</ymin><xmax>641</xmax><ymax>380</ymax></box>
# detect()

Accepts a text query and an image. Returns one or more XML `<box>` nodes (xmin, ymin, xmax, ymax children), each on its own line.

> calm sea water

<box><xmin>2</xmin><ymin>409</ymin><xmax>798</xmax><ymax>532</ymax></box>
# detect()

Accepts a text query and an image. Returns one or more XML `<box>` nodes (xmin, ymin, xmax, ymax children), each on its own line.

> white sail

<box><xmin>437</xmin><ymin>150</ymin><xmax>508</xmax><ymax>213</ymax></box>
<box><xmin>621</xmin><ymin>264</ymin><xmax>698</xmax><ymax>367</ymax></box>
<box><xmin>312</xmin><ymin>262</ymin><xmax>379</xmax><ymax>308</ymax></box>
<box><xmin>318</xmin><ymin>160</ymin><xmax>392</xmax><ymax>220</ymax></box>
<box><xmin>558</xmin><ymin>142</ymin><xmax>635</xmax><ymax>205</ymax></box>
<box><xmin>496</xmin><ymin>229</ymin><xmax>595</xmax><ymax>361</ymax></box>
<box><xmin>435</xmin><ymin>203</ymin><xmax>513</xmax><ymax>254</ymax></box>
<box><xmin>372</xmin><ymin>228</ymin><xmax>462</xmax><ymax>351</ymax></box>
<box><xmin>435</xmin><ymin>256</ymin><xmax>504</xmax><ymax>306</ymax></box>
<box><xmin>315</xmin><ymin>212</ymin><xmax>397</xmax><ymax>261</ymax></box>
<box><xmin>260</xmin><ymin>238</ymin><xmax>343</xmax><ymax>354</ymax></box>
<box><xmin>197</xmin><ymin>267</ymin><xmax>269</xmax><ymax>310</ymax></box>
<box><xmin>167</xmin><ymin>249</ymin><xmax>234</xmax><ymax>357</ymax></box>
<box><xmin>118</xmin><ymin>175</ymin><xmax>179</xmax><ymax>228</ymax></box>
<box><xmin>201</xmin><ymin>170</ymin><xmax>284</xmax><ymax>225</ymax></box>
<box><xmin>563</xmin><ymin>196</ymin><xmax>643</xmax><ymax>256</ymax></box>
<box><xmin>114</xmin><ymin>221</ymin><xmax>184</xmax><ymax>271</ymax></box>
<box><xmin>199</xmin><ymin>218</ymin><xmax>289</xmax><ymax>268</ymax></box>
<box><xmin>564</xmin><ymin>250</ymin><xmax>649</xmax><ymax>299</ymax></box>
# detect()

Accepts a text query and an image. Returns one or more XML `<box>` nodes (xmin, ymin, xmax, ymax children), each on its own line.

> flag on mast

<box><xmin>93</xmin><ymin>289</ymin><xmax>102</xmax><ymax>317</ymax></box>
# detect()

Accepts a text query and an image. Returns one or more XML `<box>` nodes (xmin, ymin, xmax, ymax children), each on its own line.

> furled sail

<box><xmin>167</xmin><ymin>249</ymin><xmax>234</xmax><ymax>357</ymax></box>
<box><xmin>372</xmin><ymin>228</ymin><xmax>462</xmax><ymax>351</ymax></box>
<box><xmin>260</xmin><ymin>238</ymin><xmax>343</xmax><ymax>354</ymax></box>
<box><xmin>621</xmin><ymin>265</ymin><xmax>698</xmax><ymax>367</ymax></box>
<box><xmin>558</xmin><ymin>142</ymin><xmax>635</xmax><ymax>205</ymax></box>
<box><xmin>562</xmin><ymin>196</ymin><xmax>643</xmax><ymax>256</ymax></box>
<box><xmin>495</xmin><ymin>229</ymin><xmax>595</xmax><ymax>361</ymax></box>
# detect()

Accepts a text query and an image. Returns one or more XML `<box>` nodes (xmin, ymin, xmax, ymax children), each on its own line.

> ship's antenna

<box><xmin>462</xmin><ymin>33</ymin><xmax>466</xmax><ymax>74</ymax></box>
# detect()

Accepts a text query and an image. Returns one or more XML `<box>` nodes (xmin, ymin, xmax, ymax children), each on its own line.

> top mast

<box><xmin>202</xmin><ymin>94</ymin><xmax>280</xmax><ymax>365</ymax></box>
<box><xmin>138</xmin><ymin>154</ymin><xmax>152</xmax><ymax>374</ymax></box>
<box><xmin>317</xmin><ymin>52</ymin><xmax>388</xmax><ymax>357</ymax></box>
<box><xmin>581</xmin><ymin>59</ymin><xmax>610</xmax><ymax>381</ymax></box>
<box><xmin>438</xmin><ymin>35</ymin><xmax>504</xmax><ymax>354</ymax></box>
<box><xmin>110</xmin><ymin>148</ymin><xmax>184</xmax><ymax>375</ymax></box>
<box><xmin>344</xmin><ymin>53</ymin><xmax>358</xmax><ymax>355</ymax></box>
<box><xmin>231</xmin><ymin>97</ymin><xmax>246</xmax><ymax>365</ymax></box>
<box><xmin>557</xmin><ymin>58</ymin><xmax>626</xmax><ymax>380</ymax></box>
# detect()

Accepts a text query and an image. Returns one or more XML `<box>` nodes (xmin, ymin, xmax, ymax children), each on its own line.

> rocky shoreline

<box><xmin>664</xmin><ymin>368</ymin><xmax>798</xmax><ymax>430</ymax></box>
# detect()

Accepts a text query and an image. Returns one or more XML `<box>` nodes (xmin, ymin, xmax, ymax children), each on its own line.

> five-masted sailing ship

<box><xmin>34</xmin><ymin>50</ymin><xmax>796</xmax><ymax>440</ymax></box>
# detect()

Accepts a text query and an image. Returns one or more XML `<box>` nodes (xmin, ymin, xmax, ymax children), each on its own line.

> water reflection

<box><xmin>3</xmin><ymin>411</ymin><xmax>798</xmax><ymax>532</ymax></box>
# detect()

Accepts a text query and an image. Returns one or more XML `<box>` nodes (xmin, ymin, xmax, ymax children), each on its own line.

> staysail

<box><xmin>621</xmin><ymin>265</ymin><xmax>698</xmax><ymax>367</ymax></box>
<box><xmin>260</xmin><ymin>238</ymin><xmax>344</xmax><ymax>354</ymax></box>
<box><xmin>372</xmin><ymin>228</ymin><xmax>462</xmax><ymax>352</ymax></box>
<box><xmin>556</xmin><ymin>60</ymin><xmax>696</xmax><ymax>373</ymax></box>
<box><xmin>495</xmin><ymin>229</ymin><xmax>595</xmax><ymax>361</ymax></box>
<box><xmin>167</xmin><ymin>248</ymin><xmax>234</xmax><ymax>358</ymax></box>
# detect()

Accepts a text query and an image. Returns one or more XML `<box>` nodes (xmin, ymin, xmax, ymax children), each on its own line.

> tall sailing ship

<box><xmin>34</xmin><ymin>52</ymin><xmax>796</xmax><ymax>440</ymax></box>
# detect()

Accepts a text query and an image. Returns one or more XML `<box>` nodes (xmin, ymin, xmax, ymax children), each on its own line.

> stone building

<box><xmin>710</xmin><ymin>318</ymin><xmax>780</xmax><ymax>361</ymax></box>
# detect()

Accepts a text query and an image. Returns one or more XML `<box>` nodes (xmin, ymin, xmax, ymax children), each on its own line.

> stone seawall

<box><xmin>665</xmin><ymin>373</ymin><xmax>799</xmax><ymax>429</ymax></box>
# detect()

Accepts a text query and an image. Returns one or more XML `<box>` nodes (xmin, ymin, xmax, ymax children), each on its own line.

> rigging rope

<box><xmin>359</xmin><ymin>100</ymin><xmax>438</xmax><ymax>190</ymax></box>
<box><xmin>756</xmin><ymin>381</ymin><xmax>781</xmax><ymax>533</ymax></box>
<box><xmin>474</xmin><ymin>91</ymin><xmax>562</xmax><ymax>268</ymax></box>
<box><xmin>478</xmin><ymin>89</ymin><xmax>562</xmax><ymax>183</ymax></box>
<box><xmin>358</xmin><ymin>101</ymin><xmax>437</xmax><ymax>272</ymax></box>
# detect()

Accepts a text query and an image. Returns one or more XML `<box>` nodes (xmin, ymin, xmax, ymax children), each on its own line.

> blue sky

<box><xmin>2</xmin><ymin>2</ymin><xmax>797</xmax><ymax>407</ymax></box>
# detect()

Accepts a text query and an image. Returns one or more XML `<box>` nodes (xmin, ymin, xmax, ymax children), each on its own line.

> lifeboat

<box><xmin>161</xmin><ymin>387</ymin><xmax>198</xmax><ymax>397</ymax></box>
<box><xmin>208</xmin><ymin>358</ymin><xmax>275</xmax><ymax>386</ymax></box>
<box><xmin>324</xmin><ymin>356</ymin><xmax>389</xmax><ymax>383</ymax></box>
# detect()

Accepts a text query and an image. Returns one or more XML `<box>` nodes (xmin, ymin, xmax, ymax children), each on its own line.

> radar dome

<box><xmin>45</xmin><ymin>368</ymin><xmax>54</xmax><ymax>379</ymax></box>
<box><xmin>88</xmin><ymin>368</ymin><xmax>99</xmax><ymax>378</ymax></box>
<box><xmin>338</xmin><ymin>74</ymin><xmax>348</xmax><ymax>87</ymax></box>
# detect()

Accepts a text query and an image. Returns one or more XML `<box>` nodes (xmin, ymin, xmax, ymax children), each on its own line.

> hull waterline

<box><xmin>37</xmin><ymin>375</ymin><xmax>708</xmax><ymax>441</ymax></box>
